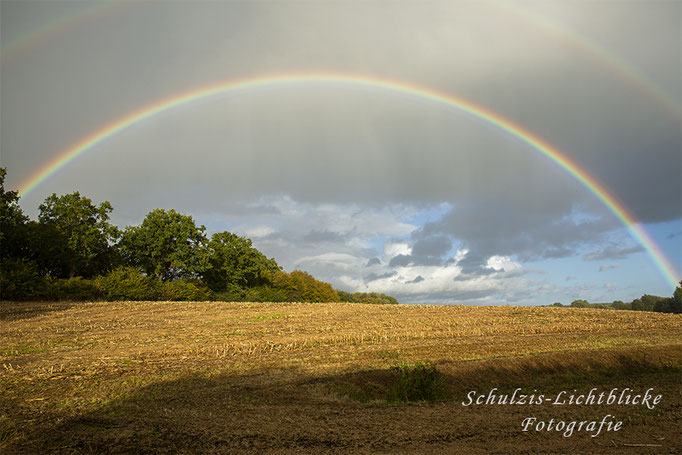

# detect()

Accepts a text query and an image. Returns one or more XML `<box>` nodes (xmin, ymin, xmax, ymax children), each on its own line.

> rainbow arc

<box><xmin>15</xmin><ymin>73</ymin><xmax>680</xmax><ymax>289</ymax></box>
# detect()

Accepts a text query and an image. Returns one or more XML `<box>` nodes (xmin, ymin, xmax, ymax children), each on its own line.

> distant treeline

<box><xmin>547</xmin><ymin>290</ymin><xmax>681</xmax><ymax>314</ymax></box>
<box><xmin>0</xmin><ymin>168</ymin><xmax>397</xmax><ymax>304</ymax></box>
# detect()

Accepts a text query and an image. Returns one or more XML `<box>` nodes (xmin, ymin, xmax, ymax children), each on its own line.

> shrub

<box><xmin>337</xmin><ymin>290</ymin><xmax>356</xmax><ymax>302</ymax></box>
<box><xmin>95</xmin><ymin>267</ymin><xmax>160</xmax><ymax>301</ymax></box>
<box><xmin>268</xmin><ymin>270</ymin><xmax>340</xmax><ymax>302</ymax></box>
<box><xmin>0</xmin><ymin>258</ymin><xmax>49</xmax><ymax>300</ymax></box>
<box><xmin>244</xmin><ymin>285</ymin><xmax>289</xmax><ymax>302</ymax></box>
<box><xmin>48</xmin><ymin>277</ymin><xmax>99</xmax><ymax>301</ymax></box>
<box><xmin>388</xmin><ymin>362</ymin><xmax>447</xmax><ymax>403</ymax></box>
<box><xmin>653</xmin><ymin>298</ymin><xmax>677</xmax><ymax>314</ymax></box>
<box><xmin>159</xmin><ymin>279</ymin><xmax>212</xmax><ymax>301</ymax></box>
<box><xmin>352</xmin><ymin>292</ymin><xmax>399</xmax><ymax>305</ymax></box>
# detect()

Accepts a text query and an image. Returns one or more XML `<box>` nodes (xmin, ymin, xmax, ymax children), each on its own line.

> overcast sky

<box><xmin>1</xmin><ymin>0</ymin><xmax>680</xmax><ymax>305</ymax></box>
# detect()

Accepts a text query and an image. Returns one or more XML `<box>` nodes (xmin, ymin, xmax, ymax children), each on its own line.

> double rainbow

<box><xmin>16</xmin><ymin>73</ymin><xmax>680</xmax><ymax>289</ymax></box>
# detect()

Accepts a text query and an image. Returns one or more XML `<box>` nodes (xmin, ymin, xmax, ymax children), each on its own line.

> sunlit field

<box><xmin>1</xmin><ymin>301</ymin><xmax>680</xmax><ymax>454</ymax></box>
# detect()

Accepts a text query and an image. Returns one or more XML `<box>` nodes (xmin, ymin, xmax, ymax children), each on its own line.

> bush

<box><xmin>211</xmin><ymin>283</ymin><xmax>249</xmax><ymax>302</ymax></box>
<box><xmin>337</xmin><ymin>291</ymin><xmax>399</xmax><ymax>305</ymax></box>
<box><xmin>0</xmin><ymin>258</ymin><xmax>49</xmax><ymax>300</ymax></box>
<box><xmin>337</xmin><ymin>290</ymin><xmax>355</xmax><ymax>302</ymax></box>
<box><xmin>243</xmin><ymin>285</ymin><xmax>289</xmax><ymax>302</ymax></box>
<box><xmin>653</xmin><ymin>298</ymin><xmax>677</xmax><ymax>314</ymax></box>
<box><xmin>352</xmin><ymin>292</ymin><xmax>399</xmax><ymax>305</ymax></box>
<box><xmin>159</xmin><ymin>279</ymin><xmax>212</xmax><ymax>301</ymax></box>
<box><xmin>48</xmin><ymin>277</ymin><xmax>99</xmax><ymax>301</ymax></box>
<box><xmin>388</xmin><ymin>362</ymin><xmax>447</xmax><ymax>403</ymax></box>
<box><xmin>268</xmin><ymin>270</ymin><xmax>340</xmax><ymax>302</ymax></box>
<box><xmin>95</xmin><ymin>267</ymin><xmax>160</xmax><ymax>301</ymax></box>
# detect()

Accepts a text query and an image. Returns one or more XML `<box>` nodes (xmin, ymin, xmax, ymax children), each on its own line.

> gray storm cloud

<box><xmin>2</xmin><ymin>0</ymin><xmax>679</xmax><ymax>304</ymax></box>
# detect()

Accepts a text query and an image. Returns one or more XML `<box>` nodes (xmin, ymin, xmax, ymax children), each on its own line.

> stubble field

<box><xmin>1</xmin><ymin>300</ymin><xmax>680</xmax><ymax>454</ymax></box>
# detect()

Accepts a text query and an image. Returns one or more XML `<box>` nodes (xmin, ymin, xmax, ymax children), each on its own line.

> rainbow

<box><xmin>0</xmin><ymin>2</ymin><xmax>124</xmax><ymax>67</ymax></box>
<box><xmin>15</xmin><ymin>72</ymin><xmax>680</xmax><ymax>289</ymax></box>
<box><xmin>486</xmin><ymin>0</ymin><xmax>681</xmax><ymax>119</ymax></box>
<box><xmin>3</xmin><ymin>1</ymin><xmax>679</xmax><ymax>118</ymax></box>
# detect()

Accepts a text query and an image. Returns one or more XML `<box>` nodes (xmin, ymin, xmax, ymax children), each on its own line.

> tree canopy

<box><xmin>202</xmin><ymin>231</ymin><xmax>280</xmax><ymax>295</ymax></box>
<box><xmin>38</xmin><ymin>192</ymin><xmax>120</xmax><ymax>278</ymax></box>
<box><xmin>0</xmin><ymin>168</ymin><xmax>29</xmax><ymax>260</ymax></box>
<box><xmin>0</xmin><ymin>165</ymin><xmax>394</xmax><ymax>304</ymax></box>
<box><xmin>120</xmin><ymin>209</ymin><xmax>207</xmax><ymax>281</ymax></box>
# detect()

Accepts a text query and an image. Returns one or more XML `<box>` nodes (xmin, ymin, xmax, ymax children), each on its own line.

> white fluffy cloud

<box><xmin>485</xmin><ymin>255</ymin><xmax>522</xmax><ymax>273</ymax></box>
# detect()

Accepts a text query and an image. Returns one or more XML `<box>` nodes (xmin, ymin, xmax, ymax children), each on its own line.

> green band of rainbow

<box><xmin>16</xmin><ymin>72</ymin><xmax>680</xmax><ymax>288</ymax></box>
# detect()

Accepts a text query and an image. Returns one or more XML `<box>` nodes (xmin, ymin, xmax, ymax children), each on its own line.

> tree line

<box><xmin>0</xmin><ymin>168</ymin><xmax>397</xmax><ymax>304</ymax></box>
<box><xmin>549</xmin><ymin>288</ymin><xmax>682</xmax><ymax>314</ymax></box>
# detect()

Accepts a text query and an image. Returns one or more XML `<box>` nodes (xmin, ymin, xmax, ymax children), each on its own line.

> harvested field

<box><xmin>1</xmin><ymin>300</ymin><xmax>681</xmax><ymax>454</ymax></box>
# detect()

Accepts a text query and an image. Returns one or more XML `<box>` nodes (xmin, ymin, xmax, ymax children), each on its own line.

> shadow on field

<box><xmin>11</xmin><ymin>345</ymin><xmax>682</xmax><ymax>454</ymax></box>
<box><xmin>0</xmin><ymin>301</ymin><xmax>77</xmax><ymax>321</ymax></box>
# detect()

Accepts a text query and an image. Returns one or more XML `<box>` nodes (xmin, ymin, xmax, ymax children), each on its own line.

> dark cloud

<box><xmin>7</xmin><ymin>0</ymin><xmax>680</xmax><ymax>225</ymax></box>
<box><xmin>2</xmin><ymin>1</ymin><xmax>679</xmax><ymax>306</ymax></box>
<box><xmin>406</xmin><ymin>288</ymin><xmax>498</xmax><ymax>303</ymax></box>
<box><xmin>364</xmin><ymin>271</ymin><xmax>397</xmax><ymax>283</ymax></box>
<box><xmin>365</xmin><ymin>257</ymin><xmax>382</xmax><ymax>267</ymax></box>
<box><xmin>407</xmin><ymin>275</ymin><xmax>425</xmax><ymax>284</ymax></box>
<box><xmin>584</xmin><ymin>246</ymin><xmax>643</xmax><ymax>261</ymax></box>
<box><xmin>410</xmin><ymin>235</ymin><xmax>452</xmax><ymax>258</ymax></box>
<box><xmin>389</xmin><ymin>254</ymin><xmax>413</xmax><ymax>268</ymax></box>
<box><xmin>422</xmin><ymin>202</ymin><xmax>620</xmax><ymax>265</ymax></box>
<box><xmin>303</xmin><ymin>230</ymin><xmax>348</xmax><ymax>244</ymax></box>
<box><xmin>667</xmin><ymin>231</ymin><xmax>682</xmax><ymax>240</ymax></box>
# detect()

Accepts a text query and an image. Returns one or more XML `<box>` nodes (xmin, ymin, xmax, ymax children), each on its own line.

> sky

<box><xmin>1</xmin><ymin>0</ymin><xmax>680</xmax><ymax>305</ymax></box>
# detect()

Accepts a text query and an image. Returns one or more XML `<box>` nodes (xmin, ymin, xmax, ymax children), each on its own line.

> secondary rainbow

<box><xmin>16</xmin><ymin>72</ymin><xmax>680</xmax><ymax>289</ymax></box>
<box><xmin>486</xmin><ymin>0</ymin><xmax>681</xmax><ymax>119</ymax></box>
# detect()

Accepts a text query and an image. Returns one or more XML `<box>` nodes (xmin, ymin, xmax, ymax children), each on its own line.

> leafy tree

<box><xmin>23</xmin><ymin>221</ymin><xmax>72</xmax><ymax>277</ymax></box>
<box><xmin>338</xmin><ymin>290</ymin><xmax>356</xmax><ymax>302</ymax></box>
<box><xmin>674</xmin><ymin>282</ymin><xmax>682</xmax><ymax>314</ymax></box>
<box><xmin>350</xmin><ymin>292</ymin><xmax>399</xmax><ymax>305</ymax></box>
<box><xmin>611</xmin><ymin>300</ymin><xmax>630</xmax><ymax>310</ymax></box>
<box><xmin>202</xmin><ymin>231</ymin><xmax>280</xmax><ymax>294</ymax></box>
<box><xmin>0</xmin><ymin>258</ymin><xmax>49</xmax><ymax>300</ymax></box>
<box><xmin>570</xmin><ymin>299</ymin><xmax>590</xmax><ymax>308</ymax></box>
<box><xmin>38</xmin><ymin>192</ymin><xmax>119</xmax><ymax>278</ymax></box>
<box><xmin>94</xmin><ymin>266</ymin><xmax>160</xmax><ymax>301</ymax></box>
<box><xmin>266</xmin><ymin>270</ymin><xmax>340</xmax><ymax>302</ymax></box>
<box><xmin>120</xmin><ymin>209</ymin><xmax>207</xmax><ymax>281</ymax></box>
<box><xmin>0</xmin><ymin>167</ymin><xmax>29</xmax><ymax>260</ymax></box>
<box><xmin>630</xmin><ymin>294</ymin><xmax>665</xmax><ymax>312</ymax></box>
<box><xmin>655</xmin><ymin>282</ymin><xmax>682</xmax><ymax>314</ymax></box>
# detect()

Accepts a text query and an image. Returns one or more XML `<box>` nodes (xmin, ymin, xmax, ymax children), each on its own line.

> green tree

<box><xmin>0</xmin><ymin>168</ymin><xmax>29</xmax><ymax>261</ymax></box>
<box><xmin>673</xmin><ymin>281</ymin><xmax>682</xmax><ymax>314</ymax></box>
<box><xmin>570</xmin><ymin>299</ymin><xmax>590</xmax><ymax>308</ymax></box>
<box><xmin>630</xmin><ymin>294</ymin><xmax>664</xmax><ymax>312</ymax></box>
<box><xmin>120</xmin><ymin>209</ymin><xmax>207</xmax><ymax>281</ymax></box>
<box><xmin>350</xmin><ymin>292</ymin><xmax>399</xmax><ymax>305</ymax></box>
<box><xmin>23</xmin><ymin>221</ymin><xmax>72</xmax><ymax>277</ymax></box>
<box><xmin>202</xmin><ymin>231</ymin><xmax>280</xmax><ymax>294</ymax></box>
<box><xmin>656</xmin><ymin>282</ymin><xmax>682</xmax><ymax>314</ymax></box>
<box><xmin>267</xmin><ymin>270</ymin><xmax>340</xmax><ymax>302</ymax></box>
<box><xmin>38</xmin><ymin>192</ymin><xmax>119</xmax><ymax>278</ymax></box>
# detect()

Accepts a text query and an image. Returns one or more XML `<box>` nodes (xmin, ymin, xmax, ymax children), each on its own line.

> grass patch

<box><xmin>1</xmin><ymin>342</ymin><xmax>41</xmax><ymax>357</ymax></box>
<box><xmin>247</xmin><ymin>313</ymin><xmax>286</xmax><ymax>322</ymax></box>
<box><xmin>387</xmin><ymin>361</ymin><xmax>447</xmax><ymax>403</ymax></box>
<box><xmin>331</xmin><ymin>382</ymin><xmax>372</xmax><ymax>403</ymax></box>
